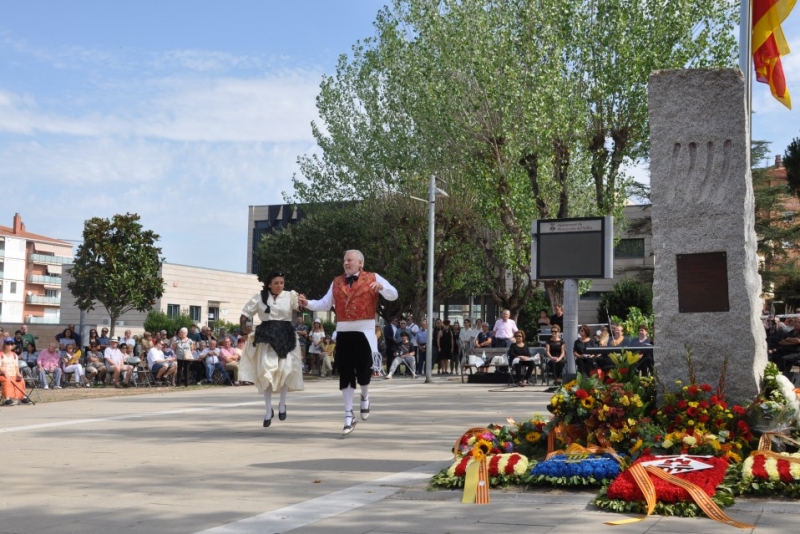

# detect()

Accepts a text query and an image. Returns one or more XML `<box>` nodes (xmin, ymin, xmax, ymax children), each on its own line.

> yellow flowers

<box><xmin>580</xmin><ymin>397</ymin><xmax>595</xmax><ymax>409</ymax></box>
<box><xmin>619</xmin><ymin>395</ymin><xmax>630</xmax><ymax>406</ymax></box>
<box><xmin>631</xmin><ymin>439</ymin><xmax>643</xmax><ymax>453</ymax></box>
<box><xmin>525</xmin><ymin>431</ymin><xmax>542</xmax><ymax>443</ymax></box>
<box><xmin>682</xmin><ymin>435</ymin><xmax>697</xmax><ymax>446</ymax></box>
<box><xmin>475</xmin><ymin>439</ymin><xmax>493</xmax><ymax>455</ymax></box>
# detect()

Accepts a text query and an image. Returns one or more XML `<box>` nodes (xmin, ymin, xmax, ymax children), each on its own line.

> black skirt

<box><xmin>253</xmin><ymin>320</ymin><xmax>297</xmax><ymax>359</ymax></box>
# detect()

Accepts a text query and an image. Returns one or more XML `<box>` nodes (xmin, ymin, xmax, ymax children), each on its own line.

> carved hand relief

<box><xmin>666</xmin><ymin>140</ymin><xmax>733</xmax><ymax>205</ymax></box>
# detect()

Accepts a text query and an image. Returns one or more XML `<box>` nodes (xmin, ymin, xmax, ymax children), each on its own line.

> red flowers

<box><xmin>733</xmin><ymin>405</ymin><xmax>746</xmax><ymax>416</ymax></box>
<box><xmin>575</xmin><ymin>389</ymin><xmax>589</xmax><ymax>400</ymax></box>
<box><xmin>700</xmin><ymin>384</ymin><xmax>712</xmax><ymax>392</ymax></box>
<box><xmin>607</xmin><ymin>455</ymin><xmax>729</xmax><ymax>503</ymax></box>
<box><xmin>687</xmin><ymin>385</ymin><xmax>699</xmax><ymax>395</ymax></box>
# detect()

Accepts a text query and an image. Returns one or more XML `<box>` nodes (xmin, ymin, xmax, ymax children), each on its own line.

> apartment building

<box><xmin>0</xmin><ymin>213</ymin><xmax>73</xmax><ymax>325</ymax></box>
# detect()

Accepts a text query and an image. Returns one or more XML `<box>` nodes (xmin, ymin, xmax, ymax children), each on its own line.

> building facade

<box><xmin>60</xmin><ymin>262</ymin><xmax>263</xmax><ymax>335</ymax></box>
<box><xmin>0</xmin><ymin>213</ymin><xmax>73</xmax><ymax>325</ymax></box>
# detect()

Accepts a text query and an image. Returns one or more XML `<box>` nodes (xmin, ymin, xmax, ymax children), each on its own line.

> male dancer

<box><xmin>299</xmin><ymin>250</ymin><xmax>397</xmax><ymax>435</ymax></box>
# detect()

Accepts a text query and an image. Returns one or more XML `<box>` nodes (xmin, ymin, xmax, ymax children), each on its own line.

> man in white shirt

<box><xmin>492</xmin><ymin>310</ymin><xmax>519</xmax><ymax>348</ymax></box>
<box><xmin>104</xmin><ymin>337</ymin><xmax>133</xmax><ymax>388</ymax></box>
<box><xmin>147</xmin><ymin>339</ymin><xmax>177</xmax><ymax>383</ymax></box>
<box><xmin>199</xmin><ymin>339</ymin><xmax>222</xmax><ymax>384</ymax></box>
<box><xmin>299</xmin><ymin>250</ymin><xmax>398</xmax><ymax>435</ymax></box>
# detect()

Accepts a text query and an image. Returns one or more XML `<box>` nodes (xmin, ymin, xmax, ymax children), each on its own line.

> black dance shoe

<box><xmin>264</xmin><ymin>409</ymin><xmax>274</xmax><ymax>428</ymax></box>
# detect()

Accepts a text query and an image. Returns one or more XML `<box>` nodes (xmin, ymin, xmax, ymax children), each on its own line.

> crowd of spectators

<box><xmin>0</xmin><ymin>323</ymin><xmax>255</xmax><ymax>398</ymax></box>
<box><xmin>765</xmin><ymin>315</ymin><xmax>800</xmax><ymax>381</ymax></box>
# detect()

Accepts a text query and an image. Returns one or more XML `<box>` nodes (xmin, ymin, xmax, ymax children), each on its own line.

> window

<box><xmin>45</xmin><ymin>289</ymin><xmax>59</xmax><ymax>298</ymax></box>
<box><xmin>167</xmin><ymin>304</ymin><xmax>180</xmax><ymax>318</ymax></box>
<box><xmin>614</xmin><ymin>238</ymin><xmax>645</xmax><ymax>258</ymax></box>
<box><xmin>0</xmin><ymin>239</ymin><xmax>4</xmax><ymax>250</ymax></box>
<box><xmin>9</xmin><ymin>281</ymin><xmax>16</xmax><ymax>293</ymax></box>
<box><xmin>189</xmin><ymin>305</ymin><xmax>202</xmax><ymax>323</ymax></box>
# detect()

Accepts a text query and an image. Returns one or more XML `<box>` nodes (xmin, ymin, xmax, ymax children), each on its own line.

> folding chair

<box><xmin>16</xmin><ymin>361</ymin><xmax>41</xmax><ymax>404</ymax></box>
<box><xmin>211</xmin><ymin>362</ymin><xmax>235</xmax><ymax>386</ymax></box>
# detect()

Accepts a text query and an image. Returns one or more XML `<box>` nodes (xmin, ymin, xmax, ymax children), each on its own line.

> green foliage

<box><xmin>291</xmin><ymin>0</ymin><xmax>736</xmax><ymax>318</ymax></box>
<box><xmin>67</xmin><ymin>213</ymin><xmax>164</xmax><ymax>336</ymax></box>
<box><xmin>609</xmin><ymin>307</ymin><xmax>654</xmax><ymax>337</ymax></box>
<box><xmin>143</xmin><ymin>310</ymin><xmax>195</xmax><ymax>336</ymax></box>
<box><xmin>784</xmin><ymin>136</ymin><xmax>800</xmax><ymax>195</ymax></box>
<box><xmin>752</xmin><ymin>140</ymin><xmax>800</xmax><ymax>296</ymax></box>
<box><xmin>516</xmin><ymin>290</ymin><xmax>551</xmax><ymax>338</ymax></box>
<box><xmin>256</xmin><ymin>200</ymin><xmax>489</xmax><ymax>320</ymax></box>
<box><xmin>598</xmin><ymin>278</ymin><xmax>653</xmax><ymax>325</ymax></box>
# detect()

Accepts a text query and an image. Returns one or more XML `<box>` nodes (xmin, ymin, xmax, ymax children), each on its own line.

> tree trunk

<box><xmin>544</xmin><ymin>280</ymin><xmax>564</xmax><ymax>310</ymax></box>
<box><xmin>109</xmin><ymin>313</ymin><xmax>118</xmax><ymax>338</ymax></box>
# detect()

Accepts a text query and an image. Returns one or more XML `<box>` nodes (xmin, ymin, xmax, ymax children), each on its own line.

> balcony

<box><xmin>26</xmin><ymin>294</ymin><xmax>61</xmax><ymax>306</ymax></box>
<box><xmin>28</xmin><ymin>274</ymin><xmax>63</xmax><ymax>286</ymax></box>
<box><xmin>29</xmin><ymin>253</ymin><xmax>72</xmax><ymax>265</ymax></box>
<box><xmin>26</xmin><ymin>315</ymin><xmax>60</xmax><ymax>324</ymax></box>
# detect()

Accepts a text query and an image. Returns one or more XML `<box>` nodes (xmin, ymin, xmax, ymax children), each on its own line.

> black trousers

<box><xmin>336</xmin><ymin>331</ymin><xmax>373</xmax><ymax>390</ymax></box>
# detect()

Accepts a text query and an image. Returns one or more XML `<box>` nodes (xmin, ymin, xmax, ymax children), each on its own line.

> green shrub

<box><xmin>516</xmin><ymin>290</ymin><xmax>551</xmax><ymax>339</ymax></box>
<box><xmin>144</xmin><ymin>310</ymin><xmax>197</xmax><ymax>336</ymax></box>
<box><xmin>597</xmin><ymin>278</ymin><xmax>652</xmax><ymax>324</ymax></box>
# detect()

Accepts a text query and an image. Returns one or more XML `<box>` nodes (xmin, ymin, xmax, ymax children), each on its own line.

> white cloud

<box><xmin>0</xmin><ymin>71</ymin><xmax>322</xmax><ymax>142</ymax></box>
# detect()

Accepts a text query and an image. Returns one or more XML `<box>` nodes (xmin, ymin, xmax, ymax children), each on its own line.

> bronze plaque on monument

<box><xmin>676</xmin><ymin>252</ymin><xmax>729</xmax><ymax>313</ymax></box>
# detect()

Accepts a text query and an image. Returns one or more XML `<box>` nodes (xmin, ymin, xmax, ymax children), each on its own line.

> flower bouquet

<box><xmin>511</xmin><ymin>414</ymin><xmax>548</xmax><ymax>459</ymax></box>
<box><xmin>526</xmin><ymin>449</ymin><xmax>622</xmax><ymax>487</ymax></box>
<box><xmin>746</xmin><ymin>363</ymin><xmax>799</xmax><ymax>451</ymax></box>
<box><xmin>738</xmin><ymin>451</ymin><xmax>800</xmax><ymax>498</ymax></box>
<box><xmin>431</xmin><ymin>425</ymin><xmax>529</xmax><ymax>489</ymax></box>
<box><xmin>594</xmin><ymin>454</ymin><xmax>738</xmax><ymax>519</ymax></box>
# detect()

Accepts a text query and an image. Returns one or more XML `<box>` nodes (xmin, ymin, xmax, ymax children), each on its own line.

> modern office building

<box><xmin>0</xmin><ymin>213</ymin><xmax>73</xmax><ymax>325</ymax></box>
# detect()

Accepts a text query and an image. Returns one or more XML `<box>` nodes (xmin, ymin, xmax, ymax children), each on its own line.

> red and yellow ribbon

<box><xmin>606</xmin><ymin>464</ymin><xmax>753</xmax><ymax>529</ymax></box>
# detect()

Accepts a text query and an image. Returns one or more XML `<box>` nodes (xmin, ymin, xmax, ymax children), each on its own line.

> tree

<box><xmin>785</xmin><ymin>136</ymin><xmax>800</xmax><ymax>195</ymax></box>
<box><xmin>256</xmin><ymin>197</ymin><xmax>488</xmax><ymax>320</ymax></box>
<box><xmin>68</xmin><ymin>213</ymin><xmax>164</xmax><ymax>336</ymax></box>
<box><xmin>291</xmin><ymin>0</ymin><xmax>737</xmax><ymax>316</ymax></box>
<box><xmin>597</xmin><ymin>277</ymin><xmax>652</xmax><ymax>323</ymax></box>
<box><xmin>753</xmin><ymin>141</ymin><xmax>800</xmax><ymax>293</ymax></box>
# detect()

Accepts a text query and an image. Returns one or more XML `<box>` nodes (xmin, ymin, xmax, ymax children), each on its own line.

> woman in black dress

<box><xmin>573</xmin><ymin>324</ymin><xmax>594</xmax><ymax>376</ymax></box>
<box><xmin>508</xmin><ymin>330</ymin><xmax>534</xmax><ymax>386</ymax></box>
<box><xmin>437</xmin><ymin>320</ymin><xmax>455</xmax><ymax>375</ymax></box>
<box><xmin>545</xmin><ymin>325</ymin><xmax>565</xmax><ymax>385</ymax></box>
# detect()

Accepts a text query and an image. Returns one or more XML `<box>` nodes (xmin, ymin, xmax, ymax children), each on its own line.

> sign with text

<box><xmin>531</xmin><ymin>216</ymin><xmax>614</xmax><ymax>279</ymax></box>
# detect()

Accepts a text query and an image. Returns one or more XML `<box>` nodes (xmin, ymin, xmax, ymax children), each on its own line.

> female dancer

<box><xmin>1</xmin><ymin>337</ymin><xmax>30</xmax><ymax>405</ymax></box>
<box><xmin>239</xmin><ymin>271</ymin><xmax>304</xmax><ymax>427</ymax></box>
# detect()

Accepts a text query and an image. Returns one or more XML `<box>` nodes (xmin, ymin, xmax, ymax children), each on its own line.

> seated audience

<box><xmin>385</xmin><ymin>332</ymin><xmax>417</xmax><ymax>379</ymax></box>
<box><xmin>199</xmin><ymin>339</ymin><xmax>223</xmax><ymax>384</ymax></box>
<box><xmin>475</xmin><ymin>322</ymin><xmax>494</xmax><ymax>348</ymax></box>
<box><xmin>508</xmin><ymin>330</ymin><xmax>534</xmax><ymax>386</ymax></box>
<box><xmin>147</xmin><ymin>339</ymin><xmax>177</xmax><ymax>385</ymax></box>
<box><xmin>1</xmin><ymin>337</ymin><xmax>30</xmax><ymax>405</ymax></box>
<box><xmin>218</xmin><ymin>336</ymin><xmax>240</xmax><ymax>385</ymax></box>
<box><xmin>320</xmin><ymin>334</ymin><xmax>336</xmax><ymax>377</ymax></box>
<box><xmin>104</xmin><ymin>337</ymin><xmax>133</xmax><ymax>388</ymax></box>
<box><xmin>85</xmin><ymin>344</ymin><xmax>107</xmax><ymax>384</ymax></box>
<box><xmin>62</xmin><ymin>343</ymin><xmax>90</xmax><ymax>387</ymax></box>
<box><xmin>573</xmin><ymin>324</ymin><xmax>595</xmax><ymax>376</ymax></box>
<box><xmin>37</xmin><ymin>342</ymin><xmax>63</xmax><ymax>390</ymax></box>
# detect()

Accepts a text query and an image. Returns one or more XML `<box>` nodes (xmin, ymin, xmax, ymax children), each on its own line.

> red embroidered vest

<box><xmin>333</xmin><ymin>271</ymin><xmax>379</xmax><ymax>321</ymax></box>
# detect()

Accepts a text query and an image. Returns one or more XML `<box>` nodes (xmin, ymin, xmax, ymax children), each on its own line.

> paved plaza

<box><xmin>2</xmin><ymin>378</ymin><xmax>797</xmax><ymax>534</ymax></box>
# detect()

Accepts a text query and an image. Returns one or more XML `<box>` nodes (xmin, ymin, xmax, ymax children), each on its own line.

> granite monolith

<box><xmin>649</xmin><ymin>69</ymin><xmax>767</xmax><ymax>403</ymax></box>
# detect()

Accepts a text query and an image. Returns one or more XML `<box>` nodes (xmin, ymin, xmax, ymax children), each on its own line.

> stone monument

<box><xmin>649</xmin><ymin>69</ymin><xmax>767</xmax><ymax>403</ymax></box>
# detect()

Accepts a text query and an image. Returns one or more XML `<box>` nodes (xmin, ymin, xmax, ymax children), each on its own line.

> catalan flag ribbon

<box><xmin>753</xmin><ymin>0</ymin><xmax>796</xmax><ymax>109</ymax></box>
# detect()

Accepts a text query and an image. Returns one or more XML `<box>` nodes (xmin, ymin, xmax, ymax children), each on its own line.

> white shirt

<box><xmin>147</xmin><ymin>347</ymin><xmax>166</xmax><ymax>368</ymax></box>
<box><xmin>305</xmin><ymin>272</ymin><xmax>398</xmax><ymax>353</ymax></box>
<box><xmin>104</xmin><ymin>347</ymin><xmax>124</xmax><ymax>366</ymax></box>
<box><xmin>200</xmin><ymin>348</ymin><xmax>220</xmax><ymax>365</ymax></box>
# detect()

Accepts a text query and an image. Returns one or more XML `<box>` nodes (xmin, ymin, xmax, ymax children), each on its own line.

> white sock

<box><xmin>342</xmin><ymin>386</ymin><xmax>355</xmax><ymax>413</ymax></box>
<box><xmin>360</xmin><ymin>384</ymin><xmax>370</xmax><ymax>402</ymax></box>
<box><xmin>263</xmin><ymin>387</ymin><xmax>273</xmax><ymax>418</ymax></box>
<box><xmin>279</xmin><ymin>385</ymin><xmax>288</xmax><ymax>411</ymax></box>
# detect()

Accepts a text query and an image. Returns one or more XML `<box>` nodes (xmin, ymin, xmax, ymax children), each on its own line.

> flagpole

<box><xmin>739</xmin><ymin>0</ymin><xmax>753</xmax><ymax>127</ymax></box>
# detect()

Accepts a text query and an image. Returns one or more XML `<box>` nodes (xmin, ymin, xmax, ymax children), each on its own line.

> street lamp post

<box><xmin>424</xmin><ymin>175</ymin><xmax>448</xmax><ymax>383</ymax></box>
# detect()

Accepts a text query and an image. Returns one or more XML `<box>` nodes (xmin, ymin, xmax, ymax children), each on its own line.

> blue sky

<box><xmin>1</xmin><ymin>1</ymin><xmax>798</xmax><ymax>272</ymax></box>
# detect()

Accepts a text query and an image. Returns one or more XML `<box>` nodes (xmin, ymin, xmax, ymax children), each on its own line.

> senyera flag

<box><xmin>753</xmin><ymin>0</ymin><xmax>796</xmax><ymax>109</ymax></box>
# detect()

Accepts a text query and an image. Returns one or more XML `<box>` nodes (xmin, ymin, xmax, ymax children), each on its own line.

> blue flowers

<box><xmin>530</xmin><ymin>453</ymin><xmax>621</xmax><ymax>481</ymax></box>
